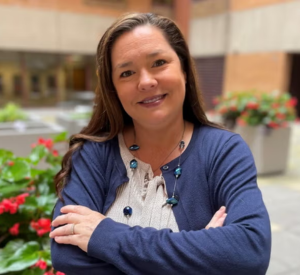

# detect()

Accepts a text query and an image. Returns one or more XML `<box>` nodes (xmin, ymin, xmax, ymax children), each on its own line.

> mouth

<box><xmin>139</xmin><ymin>94</ymin><xmax>167</xmax><ymax>104</ymax></box>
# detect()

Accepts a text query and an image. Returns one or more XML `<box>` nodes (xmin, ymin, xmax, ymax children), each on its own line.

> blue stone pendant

<box><xmin>123</xmin><ymin>206</ymin><xmax>132</xmax><ymax>216</ymax></box>
<box><xmin>166</xmin><ymin>195</ymin><xmax>179</xmax><ymax>206</ymax></box>
<box><xmin>129</xmin><ymin>144</ymin><xmax>140</xmax><ymax>151</ymax></box>
<box><xmin>130</xmin><ymin>159</ymin><xmax>138</xmax><ymax>169</ymax></box>
<box><xmin>174</xmin><ymin>167</ymin><xmax>182</xmax><ymax>179</ymax></box>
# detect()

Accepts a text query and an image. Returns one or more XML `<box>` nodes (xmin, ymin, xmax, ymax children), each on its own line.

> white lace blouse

<box><xmin>105</xmin><ymin>134</ymin><xmax>179</xmax><ymax>232</ymax></box>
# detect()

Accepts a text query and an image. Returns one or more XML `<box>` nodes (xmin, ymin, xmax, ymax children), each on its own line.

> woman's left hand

<box><xmin>50</xmin><ymin>205</ymin><xmax>106</xmax><ymax>252</ymax></box>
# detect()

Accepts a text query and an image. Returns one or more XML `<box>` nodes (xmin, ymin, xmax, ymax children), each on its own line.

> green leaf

<box><xmin>0</xmin><ymin>241</ymin><xmax>40</xmax><ymax>273</ymax></box>
<box><xmin>0</xmin><ymin>240</ymin><xmax>24</xmax><ymax>262</ymax></box>
<box><xmin>0</xmin><ymin>149</ymin><xmax>14</xmax><ymax>166</ymax></box>
<box><xmin>53</xmin><ymin>131</ymin><xmax>68</xmax><ymax>142</ymax></box>
<box><xmin>29</xmin><ymin>145</ymin><xmax>48</xmax><ymax>165</ymax></box>
<box><xmin>0</xmin><ymin>182</ymin><xmax>28</xmax><ymax>198</ymax></box>
<box><xmin>21</xmin><ymin>268</ymin><xmax>44</xmax><ymax>275</ymax></box>
<box><xmin>1</xmin><ymin>160</ymin><xmax>31</xmax><ymax>182</ymax></box>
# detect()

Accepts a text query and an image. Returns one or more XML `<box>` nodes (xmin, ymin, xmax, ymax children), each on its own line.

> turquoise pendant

<box><xmin>130</xmin><ymin>159</ymin><xmax>138</xmax><ymax>169</ymax></box>
<box><xmin>129</xmin><ymin>144</ymin><xmax>139</xmax><ymax>151</ymax></box>
<box><xmin>174</xmin><ymin>167</ymin><xmax>182</xmax><ymax>179</ymax></box>
<box><xmin>166</xmin><ymin>195</ymin><xmax>179</xmax><ymax>206</ymax></box>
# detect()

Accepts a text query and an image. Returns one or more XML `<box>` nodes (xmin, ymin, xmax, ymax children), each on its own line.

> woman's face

<box><xmin>111</xmin><ymin>25</ymin><xmax>186</xmax><ymax>128</ymax></box>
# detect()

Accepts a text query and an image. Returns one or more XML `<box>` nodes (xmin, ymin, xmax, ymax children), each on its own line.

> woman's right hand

<box><xmin>205</xmin><ymin>206</ymin><xmax>227</xmax><ymax>229</ymax></box>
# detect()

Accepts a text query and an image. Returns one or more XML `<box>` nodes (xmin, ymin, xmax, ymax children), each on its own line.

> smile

<box><xmin>139</xmin><ymin>94</ymin><xmax>166</xmax><ymax>104</ymax></box>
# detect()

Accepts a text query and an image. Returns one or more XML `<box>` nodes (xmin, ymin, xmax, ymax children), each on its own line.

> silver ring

<box><xmin>71</xmin><ymin>224</ymin><xmax>75</xmax><ymax>235</ymax></box>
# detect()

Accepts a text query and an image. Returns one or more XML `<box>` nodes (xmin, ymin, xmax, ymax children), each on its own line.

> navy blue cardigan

<box><xmin>51</xmin><ymin>125</ymin><xmax>271</xmax><ymax>275</ymax></box>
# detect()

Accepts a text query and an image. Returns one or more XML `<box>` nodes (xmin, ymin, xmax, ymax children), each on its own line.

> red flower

<box><xmin>31</xmin><ymin>143</ymin><xmax>37</xmax><ymax>148</ymax></box>
<box><xmin>219</xmin><ymin>106</ymin><xmax>228</xmax><ymax>114</ymax></box>
<box><xmin>52</xmin><ymin>150</ymin><xmax>59</xmax><ymax>157</ymax></box>
<box><xmin>275</xmin><ymin>113</ymin><xmax>286</xmax><ymax>120</ymax></box>
<box><xmin>7</xmin><ymin>161</ymin><xmax>14</xmax><ymax>166</ymax></box>
<box><xmin>31</xmin><ymin>218</ymin><xmax>51</xmax><ymax>236</ymax></box>
<box><xmin>9</xmin><ymin>203</ymin><xmax>18</xmax><ymax>214</ymax></box>
<box><xmin>268</xmin><ymin>121</ymin><xmax>279</xmax><ymax>129</ymax></box>
<box><xmin>272</xmin><ymin>103</ymin><xmax>280</xmax><ymax>109</ymax></box>
<box><xmin>9</xmin><ymin>223</ymin><xmax>20</xmax><ymax>235</ymax></box>
<box><xmin>230</xmin><ymin>106</ymin><xmax>237</xmax><ymax>112</ymax></box>
<box><xmin>38</xmin><ymin>138</ymin><xmax>54</xmax><ymax>149</ymax></box>
<box><xmin>285</xmin><ymin>97</ymin><xmax>298</xmax><ymax>107</ymax></box>
<box><xmin>34</xmin><ymin>259</ymin><xmax>47</xmax><ymax>270</ymax></box>
<box><xmin>16</xmin><ymin>193</ymin><xmax>29</xmax><ymax>205</ymax></box>
<box><xmin>44</xmin><ymin>272</ymin><xmax>55</xmax><ymax>275</ymax></box>
<box><xmin>0</xmin><ymin>205</ymin><xmax>5</xmax><ymax>214</ymax></box>
<box><xmin>237</xmin><ymin>118</ymin><xmax>247</xmax><ymax>126</ymax></box>
<box><xmin>38</xmin><ymin>218</ymin><xmax>52</xmax><ymax>228</ymax></box>
<box><xmin>246</xmin><ymin>102</ymin><xmax>259</xmax><ymax>110</ymax></box>
<box><xmin>56</xmin><ymin>272</ymin><xmax>65</xmax><ymax>275</ymax></box>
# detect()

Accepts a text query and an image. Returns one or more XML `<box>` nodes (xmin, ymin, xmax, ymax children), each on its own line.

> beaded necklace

<box><xmin>123</xmin><ymin>123</ymin><xmax>186</xmax><ymax>217</ymax></box>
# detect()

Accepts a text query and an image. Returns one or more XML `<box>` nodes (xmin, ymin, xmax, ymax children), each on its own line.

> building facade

<box><xmin>0</xmin><ymin>0</ymin><xmax>299</xmax><ymax>116</ymax></box>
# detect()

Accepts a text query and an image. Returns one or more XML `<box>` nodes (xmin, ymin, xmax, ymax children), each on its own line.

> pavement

<box><xmin>26</xmin><ymin>108</ymin><xmax>300</xmax><ymax>275</ymax></box>
<box><xmin>258</xmin><ymin>123</ymin><xmax>300</xmax><ymax>275</ymax></box>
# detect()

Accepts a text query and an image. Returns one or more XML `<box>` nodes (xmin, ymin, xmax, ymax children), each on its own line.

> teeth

<box><xmin>142</xmin><ymin>95</ymin><xmax>164</xmax><ymax>104</ymax></box>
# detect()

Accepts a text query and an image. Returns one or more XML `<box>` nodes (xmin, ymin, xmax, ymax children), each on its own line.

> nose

<box><xmin>138</xmin><ymin>70</ymin><xmax>157</xmax><ymax>92</ymax></box>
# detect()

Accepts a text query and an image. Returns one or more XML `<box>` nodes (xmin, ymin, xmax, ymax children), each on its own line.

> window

<box><xmin>13</xmin><ymin>75</ymin><xmax>23</xmax><ymax>97</ymax></box>
<box><xmin>31</xmin><ymin>75</ymin><xmax>40</xmax><ymax>98</ymax></box>
<box><xmin>0</xmin><ymin>75</ymin><xmax>3</xmax><ymax>95</ymax></box>
<box><xmin>47</xmin><ymin>75</ymin><xmax>57</xmax><ymax>96</ymax></box>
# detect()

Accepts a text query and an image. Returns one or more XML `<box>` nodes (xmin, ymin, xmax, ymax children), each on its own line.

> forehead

<box><xmin>111</xmin><ymin>25</ymin><xmax>175</xmax><ymax>63</ymax></box>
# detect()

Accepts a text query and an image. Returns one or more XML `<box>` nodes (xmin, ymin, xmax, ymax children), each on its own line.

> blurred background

<box><xmin>0</xmin><ymin>0</ymin><xmax>299</xmax><ymax>274</ymax></box>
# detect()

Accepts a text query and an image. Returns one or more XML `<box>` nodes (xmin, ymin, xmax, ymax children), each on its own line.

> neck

<box><xmin>132</xmin><ymin>118</ymin><xmax>185</xmax><ymax>151</ymax></box>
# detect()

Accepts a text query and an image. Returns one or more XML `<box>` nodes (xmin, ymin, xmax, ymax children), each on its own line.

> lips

<box><xmin>139</xmin><ymin>94</ymin><xmax>166</xmax><ymax>104</ymax></box>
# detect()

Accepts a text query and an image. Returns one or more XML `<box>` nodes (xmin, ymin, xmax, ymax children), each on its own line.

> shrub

<box><xmin>0</xmin><ymin>133</ymin><xmax>67</xmax><ymax>275</ymax></box>
<box><xmin>214</xmin><ymin>91</ymin><xmax>298</xmax><ymax>129</ymax></box>
<box><xmin>0</xmin><ymin>103</ymin><xmax>28</xmax><ymax>123</ymax></box>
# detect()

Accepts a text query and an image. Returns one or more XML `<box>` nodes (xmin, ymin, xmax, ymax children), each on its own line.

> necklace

<box><xmin>123</xmin><ymin>123</ymin><xmax>186</xmax><ymax>217</ymax></box>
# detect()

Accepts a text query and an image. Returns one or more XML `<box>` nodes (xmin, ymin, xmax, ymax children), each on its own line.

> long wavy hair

<box><xmin>55</xmin><ymin>12</ymin><xmax>222</xmax><ymax>198</ymax></box>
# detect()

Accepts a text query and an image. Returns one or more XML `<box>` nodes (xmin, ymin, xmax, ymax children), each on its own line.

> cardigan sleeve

<box><xmin>51</xmin><ymin>142</ymin><xmax>126</xmax><ymax>275</ymax></box>
<box><xmin>86</xmin><ymin>134</ymin><xmax>271</xmax><ymax>275</ymax></box>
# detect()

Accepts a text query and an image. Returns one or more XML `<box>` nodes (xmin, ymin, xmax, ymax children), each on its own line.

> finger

<box><xmin>213</xmin><ymin>213</ymin><xmax>227</xmax><ymax>228</ymax></box>
<box><xmin>205</xmin><ymin>206</ymin><xmax>226</xmax><ymax>229</ymax></box>
<box><xmin>209</xmin><ymin>206</ymin><xmax>226</xmax><ymax>225</ymax></box>
<box><xmin>60</xmin><ymin>205</ymin><xmax>93</xmax><ymax>215</ymax></box>
<box><xmin>50</xmin><ymin>223</ymin><xmax>76</xmax><ymax>238</ymax></box>
<box><xmin>53</xmin><ymin>235</ymin><xmax>78</xmax><ymax>246</ymax></box>
<box><xmin>52</xmin><ymin>212</ymin><xmax>82</xmax><ymax>227</ymax></box>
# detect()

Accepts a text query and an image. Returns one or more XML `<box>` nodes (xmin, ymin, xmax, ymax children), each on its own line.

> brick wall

<box><xmin>230</xmin><ymin>0</ymin><xmax>295</xmax><ymax>11</ymax></box>
<box><xmin>223</xmin><ymin>52</ymin><xmax>290</xmax><ymax>93</ymax></box>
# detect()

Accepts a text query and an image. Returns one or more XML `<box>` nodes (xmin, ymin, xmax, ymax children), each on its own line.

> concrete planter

<box><xmin>0</xmin><ymin>120</ymin><xmax>66</xmax><ymax>157</ymax></box>
<box><xmin>234</xmin><ymin>125</ymin><xmax>291</xmax><ymax>175</ymax></box>
<box><xmin>56</xmin><ymin>106</ymin><xmax>91</xmax><ymax>136</ymax></box>
<box><xmin>56</xmin><ymin>113</ymin><xmax>89</xmax><ymax>137</ymax></box>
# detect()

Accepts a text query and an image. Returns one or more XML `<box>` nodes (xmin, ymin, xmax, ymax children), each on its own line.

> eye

<box><xmin>153</xmin><ymin>59</ymin><xmax>166</xmax><ymax>67</ymax></box>
<box><xmin>120</xmin><ymin>70</ymin><xmax>134</xmax><ymax>78</ymax></box>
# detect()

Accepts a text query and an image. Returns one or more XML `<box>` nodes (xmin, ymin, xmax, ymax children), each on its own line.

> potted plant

<box><xmin>0</xmin><ymin>133</ymin><xmax>67</xmax><ymax>275</ymax></box>
<box><xmin>214</xmin><ymin>91</ymin><xmax>298</xmax><ymax>175</ymax></box>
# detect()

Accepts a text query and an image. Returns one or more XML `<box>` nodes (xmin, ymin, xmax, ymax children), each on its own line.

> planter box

<box><xmin>56</xmin><ymin>113</ymin><xmax>89</xmax><ymax>137</ymax></box>
<box><xmin>56</xmin><ymin>106</ymin><xmax>91</xmax><ymax>136</ymax></box>
<box><xmin>234</xmin><ymin>125</ymin><xmax>291</xmax><ymax>175</ymax></box>
<box><xmin>0</xmin><ymin>120</ymin><xmax>66</xmax><ymax>158</ymax></box>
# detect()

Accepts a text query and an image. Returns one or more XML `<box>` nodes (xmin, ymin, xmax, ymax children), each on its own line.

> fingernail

<box><xmin>220</xmin><ymin>206</ymin><xmax>226</xmax><ymax>210</ymax></box>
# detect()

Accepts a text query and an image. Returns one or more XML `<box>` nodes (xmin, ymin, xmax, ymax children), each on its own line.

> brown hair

<box><xmin>55</xmin><ymin>12</ymin><xmax>222</xmax><ymax>198</ymax></box>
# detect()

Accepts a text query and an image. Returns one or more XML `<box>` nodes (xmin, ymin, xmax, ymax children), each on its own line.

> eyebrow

<box><xmin>114</xmin><ymin>50</ymin><xmax>165</xmax><ymax>71</ymax></box>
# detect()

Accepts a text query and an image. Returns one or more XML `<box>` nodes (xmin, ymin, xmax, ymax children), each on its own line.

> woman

<box><xmin>50</xmin><ymin>13</ymin><xmax>271</xmax><ymax>275</ymax></box>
